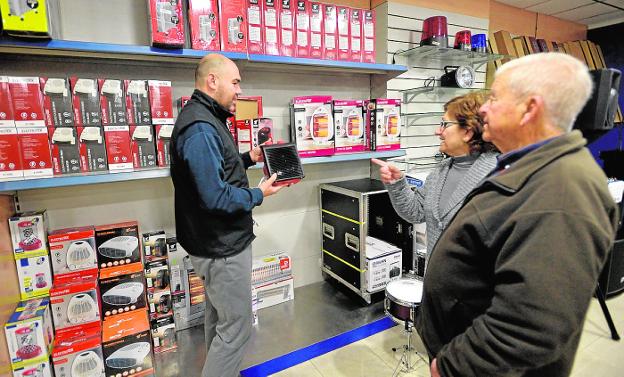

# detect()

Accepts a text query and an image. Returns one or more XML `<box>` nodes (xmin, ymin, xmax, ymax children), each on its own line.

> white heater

<box><xmin>98</xmin><ymin>236</ymin><xmax>139</xmax><ymax>259</ymax></box>
<box><xmin>102</xmin><ymin>282</ymin><xmax>144</xmax><ymax>306</ymax></box>
<box><xmin>105</xmin><ymin>342</ymin><xmax>151</xmax><ymax>369</ymax></box>
<box><xmin>71</xmin><ymin>350</ymin><xmax>104</xmax><ymax>377</ymax></box>
<box><xmin>67</xmin><ymin>294</ymin><xmax>98</xmax><ymax>324</ymax></box>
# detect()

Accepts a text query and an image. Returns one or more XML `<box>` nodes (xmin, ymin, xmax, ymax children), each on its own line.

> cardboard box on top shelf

<box><xmin>147</xmin><ymin>0</ymin><xmax>185</xmax><ymax>47</ymax></box>
<box><xmin>349</xmin><ymin>8</ymin><xmax>362</xmax><ymax>62</ymax></box>
<box><xmin>188</xmin><ymin>0</ymin><xmax>221</xmax><ymax>51</ymax></box>
<box><xmin>279</xmin><ymin>0</ymin><xmax>295</xmax><ymax>57</ymax></box>
<box><xmin>70</xmin><ymin>77</ymin><xmax>101</xmax><ymax>127</ymax></box>
<box><xmin>294</xmin><ymin>0</ymin><xmax>310</xmax><ymax>58</ymax></box>
<box><xmin>309</xmin><ymin>2</ymin><xmax>323</xmax><ymax>59</ymax></box>
<box><xmin>336</xmin><ymin>6</ymin><xmax>350</xmax><ymax>61</ymax></box>
<box><xmin>322</xmin><ymin>4</ymin><xmax>338</xmax><ymax>60</ymax></box>
<box><xmin>0</xmin><ymin>76</ymin><xmax>15</xmax><ymax>127</ymax></box>
<box><xmin>247</xmin><ymin>0</ymin><xmax>264</xmax><ymax>54</ymax></box>
<box><xmin>362</xmin><ymin>9</ymin><xmax>376</xmax><ymax>63</ymax></box>
<box><xmin>219</xmin><ymin>0</ymin><xmax>248</xmax><ymax>53</ymax></box>
<box><xmin>264</xmin><ymin>0</ymin><xmax>280</xmax><ymax>55</ymax></box>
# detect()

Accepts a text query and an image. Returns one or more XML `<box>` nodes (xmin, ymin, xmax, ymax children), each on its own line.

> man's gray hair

<box><xmin>496</xmin><ymin>52</ymin><xmax>593</xmax><ymax>132</ymax></box>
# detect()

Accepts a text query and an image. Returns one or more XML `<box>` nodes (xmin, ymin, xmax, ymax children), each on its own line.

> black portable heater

<box><xmin>261</xmin><ymin>143</ymin><xmax>305</xmax><ymax>186</ymax></box>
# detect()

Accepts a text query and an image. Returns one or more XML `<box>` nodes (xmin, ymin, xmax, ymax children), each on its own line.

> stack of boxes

<box><xmin>251</xmin><ymin>253</ymin><xmax>294</xmax><ymax>317</ymax></box>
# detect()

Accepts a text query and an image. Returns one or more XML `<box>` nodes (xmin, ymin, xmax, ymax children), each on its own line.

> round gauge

<box><xmin>455</xmin><ymin>65</ymin><xmax>475</xmax><ymax>88</ymax></box>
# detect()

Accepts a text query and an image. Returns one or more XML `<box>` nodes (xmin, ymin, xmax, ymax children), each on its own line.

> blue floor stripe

<box><xmin>241</xmin><ymin>316</ymin><xmax>396</xmax><ymax>377</ymax></box>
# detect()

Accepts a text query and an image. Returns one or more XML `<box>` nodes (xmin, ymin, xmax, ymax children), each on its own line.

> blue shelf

<box><xmin>0</xmin><ymin>150</ymin><xmax>405</xmax><ymax>192</ymax></box>
<box><xmin>0</xmin><ymin>39</ymin><xmax>407</xmax><ymax>76</ymax></box>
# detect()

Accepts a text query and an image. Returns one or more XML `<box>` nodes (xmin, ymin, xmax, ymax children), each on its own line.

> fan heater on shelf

<box><xmin>105</xmin><ymin>342</ymin><xmax>151</xmax><ymax>369</ymax></box>
<box><xmin>346</xmin><ymin>109</ymin><xmax>364</xmax><ymax>141</ymax></box>
<box><xmin>67</xmin><ymin>294</ymin><xmax>98</xmax><ymax>324</ymax></box>
<box><xmin>102</xmin><ymin>282</ymin><xmax>144</xmax><ymax>306</ymax></box>
<box><xmin>261</xmin><ymin>143</ymin><xmax>305</xmax><ymax>186</ymax></box>
<box><xmin>71</xmin><ymin>350</ymin><xmax>104</xmax><ymax>377</ymax></box>
<box><xmin>98</xmin><ymin>236</ymin><xmax>139</xmax><ymax>259</ymax></box>
<box><xmin>310</xmin><ymin>107</ymin><xmax>334</xmax><ymax>145</ymax></box>
<box><xmin>385</xmin><ymin>109</ymin><xmax>401</xmax><ymax>141</ymax></box>
<box><xmin>67</xmin><ymin>241</ymin><xmax>96</xmax><ymax>271</ymax></box>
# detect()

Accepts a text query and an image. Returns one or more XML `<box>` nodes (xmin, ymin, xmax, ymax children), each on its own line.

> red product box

<box><xmin>252</xmin><ymin>118</ymin><xmax>273</xmax><ymax>148</ymax></box>
<box><xmin>147</xmin><ymin>0</ymin><xmax>185</xmax><ymax>47</ymax></box>
<box><xmin>188</xmin><ymin>0</ymin><xmax>221</xmax><ymax>51</ymax></box>
<box><xmin>337</xmin><ymin>6</ymin><xmax>350</xmax><ymax>61</ymax></box>
<box><xmin>102</xmin><ymin>310</ymin><xmax>155</xmax><ymax>377</ymax></box>
<box><xmin>130</xmin><ymin>125</ymin><xmax>157</xmax><ymax>169</ymax></box>
<box><xmin>154</xmin><ymin>124</ymin><xmax>173</xmax><ymax>167</ymax></box>
<box><xmin>290</xmin><ymin>96</ymin><xmax>335</xmax><ymax>157</ymax></box>
<box><xmin>247</xmin><ymin>0</ymin><xmax>264</xmax><ymax>54</ymax></box>
<box><xmin>50</xmin><ymin>276</ymin><xmax>101</xmax><ymax>336</ymax></box>
<box><xmin>0</xmin><ymin>76</ymin><xmax>15</xmax><ymax>127</ymax></box>
<box><xmin>322</xmin><ymin>4</ymin><xmax>338</xmax><ymax>60</ymax></box>
<box><xmin>362</xmin><ymin>9</ymin><xmax>376</xmax><ymax>63</ymax></box>
<box><xmin>219</xmin><ymin>0</ymin><xmax>248</xmax><ymax>53</ymax></box>
<box><xmin>226</xmin><ymin>117</ymin><xmax>237</xmax><ymax>143</ymax></box>
<box><xmin>17</xmin><ymin>127</ymin><xmax>53</xmax><ymax>179</ymax></box>
<box><xmin>264</xmin><ymin>0</ymin><xmax>280</xmax><ymax>55</ymax></box>
<box><xmin>148</xmin><ymin>80</ymin><xmax>174</xmax><ymax>125</ymax></box>
<box><xmin>309</xmin><ymin>2</ymin><xmax>323</xmax><ymax>59</ymax></box>
<box><xmin>9</xmin><ymin>76</ymin><xmax>45</xmax><ymax>127</ymax></box>
<box><xmin>104</xmin><ymin>125</ymin><xmax>133</xmax><ymax>171</ymax></box>
<box><xmin>349</xmin><ymin>8</ymin><xmax>362</xmax><ymax>62</ymax></box>
<box><xmin>99</xmin><ymin>266</ymin><xmax>147</xmax><ymax>320</ymax></box>
<box><xmin>77</xmin><ymin>126</ymin><xmax>108</xmax><ymax>172</ymax></box>
<box><xmin>39</xmin><ymin>77</ymin><xmax>73</xmax><ymax>127</ymax></box>
<box><xmin>52</xmin><ymin>329</ymin><xmax>105</xmax><ymax>377</ymax></box>
<box><xmin>48</xmin><ymin>127</ymin><xmax>81</xmax><ymax>175</ymax></box>
<box><xmin>99</xmin><ymin>79</ymin><xmax>128</xmax><ymax>127</ymax></box>
<box><xmin>366</xmin><ymin>98</ymin><xmax>402</xmax><ymax>151</ymax></box>
<box><xmin>0</xmin><ymin>127</ymin><xmax>23</xmax><ymax>181</ymax></box>
<box><xmin>236</xmin><ymin>119</ymin><xmax>252</xmax><ymax>153</ymax></box>
<box><xmin>295</xmin><ymin>0</ymin><xmax>310</xmax><ymax>58</ymax></box>
<box><xmin>70</xmin><ymin>77</ymin><xmax>101</xmax><ymax>127</ymax></box>
<box><xmin>279</xmin><ymin>0</ymin><xmax>295</xmax><ymax>56</ymax></box>
<box><xmin>48</xmin><ymin>226</ymin><xmax>98</xmax><ymax>281</ymax></box>
<box><xmin>125</xmin><ymin>80</ymin><xmax>152</xmax><ymax>126</ymax></box>
<box><xmin>333</xmin><ymin>99</ymin><xmax>366</xmax><ymax>153</ymax></box>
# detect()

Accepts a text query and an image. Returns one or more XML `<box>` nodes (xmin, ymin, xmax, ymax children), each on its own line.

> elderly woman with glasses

<box><xmin>373</xmin><ymin>91</ymin><xmax>498</xmax><ymax>264</ymax></box>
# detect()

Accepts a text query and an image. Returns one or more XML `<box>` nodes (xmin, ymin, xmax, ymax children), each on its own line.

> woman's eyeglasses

<box><xmin>439</xmin><ymin>120</ymin><xmax>461</xmax><ymax>129</ymax></box>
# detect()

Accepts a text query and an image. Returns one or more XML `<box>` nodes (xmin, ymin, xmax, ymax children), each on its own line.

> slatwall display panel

<box><xmin>374</xmin><ymin>1</ymin><xmax>489</xmax><ymax>169</ymax></box>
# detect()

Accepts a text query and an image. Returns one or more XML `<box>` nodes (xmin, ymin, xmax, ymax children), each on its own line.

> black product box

<box><xmin>40</xmin><ymin>77</ymin><xmax>74</xmax><ymax>127</ymax></box>
<box><xmin>147</xmin><ymin>286</ymin><xmax>173</xmax><ymax>320</ymax></box>
<box><xmin>124</xmin><ymin>80</ymin><xmax>152</xmax><ymax>126</ymax></box>
<box><xmin>99</xmin><ymin>265</ymin><xmax>147</xmax><ymax>320</ymax></box>
<box><xmin>130</xmin><ymin>125</ymin><xmax>157</xmax><ymax>169</ymax></box>
<box><xmin>150</xmin><ymin>315</ymin><xmax>177</xmax><ymax>353</ymax></box>
<box><xmin>95</xmin><ymin>221</ymin><xmax>141</xmax><ymax>273</ymax></box>
<box><xmin>48</xmin><ymin>126</ymin><xmax>81</xmax><ymax>175</ymax></box>
<box><xmin>142</xmin><ymin>230</ymin><xmax>167</xmax><ymax>263</ymax></box>
<box><xmin>77</xmin><ymin>126</ymin><xmax>108</xmax><ymax>172</ymax></box>
<box><xmin>102</xmin><ymin>310</ymin><xmax>155</xmax><ymax>377</ymax></box>
<box><xmin>99</xmin><ymin>79</ymin><xmax>128</xmax><ymax>126</ymax></box>
<box><xmin>71</xmin><ymin>77</ymin><xmax>101</xmax><ymax>127</ymax></box>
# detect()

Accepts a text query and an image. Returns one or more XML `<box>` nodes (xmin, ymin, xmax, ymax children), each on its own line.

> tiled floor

<box><xmin>271</xmin><ymin>293</ymin><xmax>624</xmax><ymax>377</ymax></box>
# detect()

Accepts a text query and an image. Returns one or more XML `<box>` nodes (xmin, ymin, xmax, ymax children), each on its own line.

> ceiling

<box><xmin>496</xmin><ymin>0</ymin><xmax>624</xmax><ymax>29</ymax></box>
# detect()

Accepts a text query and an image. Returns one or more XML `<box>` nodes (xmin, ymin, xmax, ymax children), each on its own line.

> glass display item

<box><xmin>454</xmin><ymin>30</ymin><xmax>472</xmax><ymax>51</ymax></box>
<box><xmin>420</xmin><ymin>16</ymin><xmax>448</xmax><ymax>48</ymax></box>
<box><xmin>471</xmin><ymin>33</ymin><xmax>487</xmax><ymax>53</ymax></box>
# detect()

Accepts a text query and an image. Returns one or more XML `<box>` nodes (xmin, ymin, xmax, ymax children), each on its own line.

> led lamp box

<box><xmin>362</xmin><ymin>10</ymin><xmax>376</xmax><ymax>63</ymax></box>
<box><xmin>48</xmin><ymin>127</ymin><xmax>81</xmax><ymax>175</ymax></box>
<box><xmin>0</xmin><ymin>0</ymin><xmax>61</xmax><ymax>38</ymax></box>
<box><xmin>219</xmin><ymin>0</ymin><xmax>247</xmax><ymax>53</ymax></box>
<box><xmin>150</xmin><ymin>315</ymin><xmax>177</xmax><ymax>353</ymax></box>
<box><xmin>0</xmin><ymin>127</ymin><xmax>23</xmax><ymax>181</ymax></box>
<box><xmin>294</xmin><ymin>0</ymin><xmax>310</xmax><ymax>58</ymax></box>
<box><xmin>124</xmin><ymin>80</ymin><xmax>151</xmax><ymax>126</ymax></box>
<box><xmin>98</xmin><ymin>79</ymin><xmax>127</xmax><ymax>127</ymax></box>
<box><xmin>366</xmin><ymin>99</ymin><xmax>401</xmax><ymax>151</ymax></box>
<box><xmin>309</xmin><ymin>2</ymin><xmax>323</xmax><ymax>59</ymax></box>
<box><xmin>40</xmin><ymin>77</ymin><xmax>73</xmax><ymax>127</ymax></box>
<box><xmin>337</xmin><ymin>6</ymin><xmax>350</xmax><ymax>61</ymax></box>
<box><xmin>251</xmin><ymin>252</ymin><xmax>292</xmax><ymax>285</ymax></box>
<box><xmin>253</xmin><ymin>276</ymin><xmax>294</xmax><ymax>310</ymax></box>
<box><xmin>102</xmin><ymin>311</ymin><xmax>154</xmax><ymax>377</ymax></box>
<box><xmin>48</xmin><ymin>226</ymin><xmax>97</xmax><ymax>282</ymax></box>
<box><xmin>130</xmin><ymin>125</ymin><xmax>157</xmax><ymax>169</ymax></box>
<box><xmin>15</xmin><ymin>254</ymin><xmax>53</xmax><ymax>300</ymax></box>
<box><xmin>142</xmin><ymin>230</ymin><xmax>167</xmax><ymax>262</ymax></box>
<box><xmin>148</xmin><ymin>0</ymin><xmax>185</xmax><ymax>47</ymax></box>
<box><xmin>188</xmin><ymin>0</ymin><xmax>220</xmax><ymax>51</ymax></box>
<box><xmin>50</xmin><ymin>277</ymin><xmax>101</xmax><ymax>335</ymax></box>
<box><xmin>52</xmin><ymin>331</ymin><xmax>105</xmax><ymax>377</ymax></box>
<box><xmin>263</xmin><ymin>0</ymin><xmax>280</xmax><ymax>55</ymax></box>
<box><xmin>9</xmin><ymin>77</ymin><xmax>45</xmax><ymax>127</ymax></box>
<box><xmin>349</xmin><ymin>8</ymin><xmax>362</xmax><ymax>62</ymax></box>
<box><xmin>95</xmin><ymin>221</ymin><xmax>141</xmax><ymax>277</ymax></box>
<box><xmin>70</xmin><ymin>78</ymin><xmax>101</xmax><ymax>127</ymax></box>
<box><xmin>333</xmin><ymin>100</ymin><xmax>366</xmax><ymax>153</ymax></box>
<box><xmin>322</xmin><ymin>4</ymin><xmax>337</xmax><ymax>60</ymax></box>
<box><xmin>4</xmin><ymin>298</ymin><xmax>54</xmax><ymax>369</ymax></box>
<box><xmin>147</xmin><ymin>288</ymin><xmax>173</xmax><ymax>320</ymax></box>
<box><xmin>364</xmin><ymin>236</ymin><xmax>402</xmax><ymax>293</ymax></box>
<box><xmin>9</xmin><ymin>210</ymin><xmax>49</xmax><ymax>258</ymax></box>
<box><xmin>279</xmin><ymin>0</ymin><xmax>295</xmax><ymax>56</ymax></box>
<box><xmin>103</xmin><ymin>126</ymin><xmax>132</xmax><ymax>171</ymax></box>
<box><xmin>147</xmin><ymin>81</ymin><xmax>174</xmax><ymax>125</ymax></box>
<box><xmin>0</xmin><ymin>76</ymin><xmax>16</xmax><ymax>127</ymax></box>
<box><xmin>77</xmin><ymin>126</ymin><xmax>107</xmax><ymax>172</ymax></box>
<box><xmin>99</xmin><ymin>266</ymin><xmax>147</xmax><ymax>320</ymax></box>
<box><xmin>247</xmin><ymin>0</ymin><xmax>264</xmax><ymax>54</ymax></box>
<box><xmin>17</xmin><ymin>127</ymin><xmax>53</xmax><ymax>179</ymax></box>
<box><xmin>12</xmin><ymin>359</ymin><xmax>53</xmax><ymax>377</ymax></box>
<box><xmin>155</xmin><ymin>124</ymin><xmax>173</xmax><ymax>167</ymax></box>
<box><xmin>290</xmin><ymin>96</ymin><xmax>335</xmax><ymax>157</ymax></box>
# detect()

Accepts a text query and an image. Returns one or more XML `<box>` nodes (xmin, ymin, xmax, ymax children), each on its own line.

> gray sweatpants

<box><xmin>190</xmin><ymin>244</ymin><xmax>253</xmax><ymax>377</ymax></box>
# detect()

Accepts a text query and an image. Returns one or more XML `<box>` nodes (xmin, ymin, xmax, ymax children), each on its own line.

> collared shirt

<box><xmin>491</xmin><ymin>135</ymin><xmax>562</xmax><ymax>176</ymax></box>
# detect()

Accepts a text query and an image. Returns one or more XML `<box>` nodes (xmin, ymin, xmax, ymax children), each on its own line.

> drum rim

<box><xmin>385</xmin><ymin>279</ymin><xmax>423</xmax><ymax>307</ymax></box>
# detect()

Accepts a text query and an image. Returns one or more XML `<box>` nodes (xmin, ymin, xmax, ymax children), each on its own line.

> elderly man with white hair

<box><xmin>417</xmin><ymin>53</ymin><xmax>620</xmax><ymax>377</ymax></box>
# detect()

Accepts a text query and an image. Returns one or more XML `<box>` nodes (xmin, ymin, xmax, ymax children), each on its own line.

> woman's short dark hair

<box><xmin>444</xmin><ymin>91</ymin><xmax>498</xmax><ymax>154</ymax></box>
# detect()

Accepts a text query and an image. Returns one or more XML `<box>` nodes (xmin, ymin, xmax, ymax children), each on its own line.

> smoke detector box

<box><xmin>8</xmin><ymin>77</ymin><xmax>45</xmax><ymax>127</ymax></box>
<box><xmin>77</xmin><ymin>127</ymin><xmax>108</xmax><ymax>173</ymax></box>
<box><xmin>130</xmin><ymin>125</ymin><xmax>157</xmax><ymax>169</ymax></box>
<box><xmin>50</xmin><ymin>277</ymin><xmax>101</xmax><ymax>335</ymax></box>
<box><xmin>102</xmin><ymin>311</ymin><xmax>154</xmax><ymax>376</ymax></box>
<box><xmin>150</xmin><ymin>315</ymin><xmax>177</xmax><ymax>354</ymax></box>
<box><xmin>98</xmin><ymin>79</ymin><xmax>127</xmax><ymax>127</ymax></box>
<box><xmin>40</xmin><ymin>77</ymin><xmax>74</xmax><ymax>127</ymax></box>
<box><xmin>99</xmin><ymin>268</ymin><xmax>147</xmax><ymax>319</ymax></box>
<box><xmin>52</xmin><ymin>332</ymin><xmax>105</xmax><ymax>377</ymax></box>
<box><xmin>333</xmin><ymin>100</ymin><xmax>366</xmax><ymax>154</ymax></box>
<box><xmin>4</xmin><ymin>298</ymin><xmax>54</xmax><ymax>369</ymax></box>
<box><xmin>11</xmin><ymin>359</ymin><xmax>54</xmax><ymax>377</ymax></box>
<box><xmin>48</xmin><ymin>226</ymin><xmax>97</xmax><ymax>279</ymax></box>
<box><xmin>366</xmin><ymin>99</ymin><xmax>401</xmax><ymax>151</ymax></box>
<box><xmin>15</xmin><ymin>254</ymin><xmax>53</xmax><ymax>300</ymax></box>
<box><xmin>142</xmin><ymin>230</ymin><xmax>167</xmax><ymax>262</ymax></box>
<box><xmin>124</xmin><ymin>80</ymin><xmax>151</xmax><ymax>126</ymax></box>
<box><xmin>9</xmin><ymin>210</ymin><xmax>49</xmax><ymax>258</ymax></box>
<box><xmin>70</xmin><ymin>77</ymin><xmax>101</xmax><ymax>127</ymax></box>
<box><xmin>154</xmin><ymin>124</ymin><xmax>173</xmax><ymax>167</ymax></box>
<box><xmin>95</xmin><ymin>221</ymin><xmax>141</xmax><ymax>277</ymax></box>
<box><xmin>290</xmin><ymin>96</ymin><xmax>335</xmax><ymax>157</ymax></box>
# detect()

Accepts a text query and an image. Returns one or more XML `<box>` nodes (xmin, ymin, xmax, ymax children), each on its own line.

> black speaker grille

<box><xmin>263</xmin><ymin>144</ymin><xmax>304</xmax><ymax>182</ymax></box>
